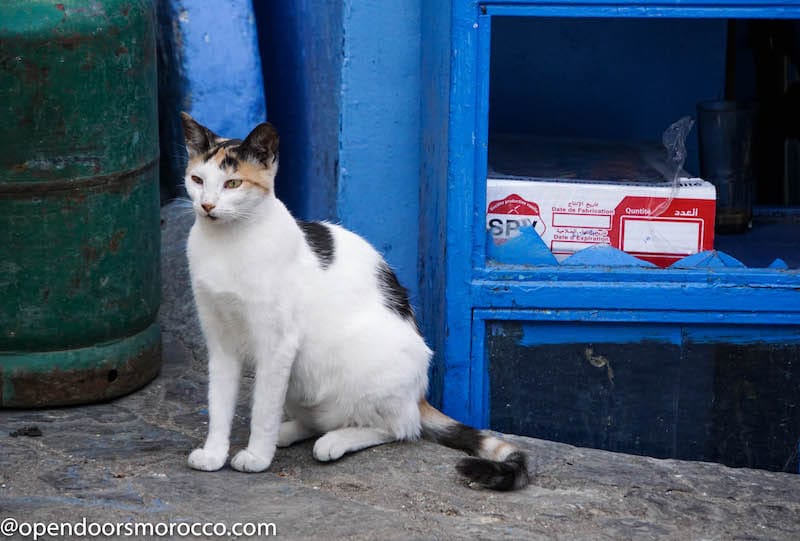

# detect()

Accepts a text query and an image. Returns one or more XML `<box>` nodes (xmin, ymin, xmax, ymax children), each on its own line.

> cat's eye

<box><xmin>191</xmin><ymin>175</ymin><xmax>203</xmax><ymax>185</ymax></box>
<box><xmin>224</xmin><ymin>178</ymin><xmax>243</xmax><ymax>189</ymax></box>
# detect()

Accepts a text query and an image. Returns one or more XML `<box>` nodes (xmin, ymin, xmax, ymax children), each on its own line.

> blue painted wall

<box><xmin>157</xmin><ymin>0</ymin><xmax>267</xmax><ymax>195</ymax></box>
<box><xmin>419</xmin><ymin>0</ymin><xmax>452</xmax><ymax>408</ymax></box>
<box><xmin>337</xmin><ymin>0</ymin><xmax>423</xmax><ymax>304</ymax></box>
<box><xmin>176</xmin><ymin>0</ymin><xmax>266</xmax><ymax>135</ymax></box>
<box><xmin>254</xmin><ymin>1</ymin><xmax>342</xmax><ymax>220</ymax></box>
<box><xmin>489</xmin><ymin>17</ymin><xmax>728</xmax><ymax>174</ymax></box>
<box><xmin>257</xmin><ymin>0</ymin><xmax>423</xmax><ymax>305</ymax></box>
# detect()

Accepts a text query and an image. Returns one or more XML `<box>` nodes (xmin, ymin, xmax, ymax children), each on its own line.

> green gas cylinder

<box><xmin>0</xmin><ymin>1</ymin><xmax>161</xmax><ymax>406</ymax></box>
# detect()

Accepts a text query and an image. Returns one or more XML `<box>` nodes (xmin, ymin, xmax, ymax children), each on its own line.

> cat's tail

<box><xmin>419</xmin><ymin>399</ymin><xmax>530</xmax><ymax>491</ymax></box>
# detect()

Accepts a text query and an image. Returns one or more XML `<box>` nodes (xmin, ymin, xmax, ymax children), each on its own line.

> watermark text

<box><xmin>1</xmin><ymin>517</ymin><xmax>277</xmax><ymax>539</ymax></box>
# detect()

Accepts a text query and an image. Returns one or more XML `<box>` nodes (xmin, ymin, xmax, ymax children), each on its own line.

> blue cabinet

<box><xmin>420</xmin><ymin>1</ymin><xmax>800</xmax><ymax>472</ymax></box>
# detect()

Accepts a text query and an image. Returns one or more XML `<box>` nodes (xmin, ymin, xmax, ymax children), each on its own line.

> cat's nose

<box><xmin>201</xmin><ymin>203</ymin><xmax>215</xmax><ymax>214</ymax></box>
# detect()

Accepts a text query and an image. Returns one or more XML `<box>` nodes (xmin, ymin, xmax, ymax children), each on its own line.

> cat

<box><xmin>180</xmin><ymin>113</ymin><xmax>530</xmax><ymax>491</ymax></box>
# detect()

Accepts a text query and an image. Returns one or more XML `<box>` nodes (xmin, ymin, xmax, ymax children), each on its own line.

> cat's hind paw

<box><xmin>313</xmin><ymin>427</ymin><xmax>394</xmax><ymax>462</ymax></box>
<box><xmin>312</xmin><ymin>432</ymin><xmax>349</xmax><ymax>462</ymax></box>
<box><xmin>187</xmin><ymin>448</ymin><xmax>227</xmax><ymax>471</ymax></box>
<box><xmin>231</xmin><ymin>448</ymin><xmax>272</xmax><ymax>473</ymax></box>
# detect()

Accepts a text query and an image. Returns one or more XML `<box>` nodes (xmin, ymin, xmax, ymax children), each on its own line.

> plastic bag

<box><xmin>651</xmin><ymin>116</ymin><xmax>694</xmax><ymax>217</ymax></box>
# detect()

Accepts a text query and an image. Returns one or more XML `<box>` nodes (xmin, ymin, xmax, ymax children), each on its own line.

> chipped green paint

<box><xmin>0</xmin><ymin>324</ymin><xmax>161</xmax><ymax>407</ymax></box>
<box><xmin>0</xmin><ymin>0</ymin><xmax>161</xmax><ymax>407</ymax></box>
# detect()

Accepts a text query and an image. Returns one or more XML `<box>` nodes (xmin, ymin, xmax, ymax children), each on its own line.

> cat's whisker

<box><xmin>229</xmin><ymin>209</ymin><xmax>257</xmax><ymax>221</ymax></box>
<box><xmin>175</xmin><ymin>209</ymin><xmax>197</xmax><ymax>218</ymax></box>
<box><xmin>166</xmin><ymin>199</ymin><xmax>195</xmax><ymax>215</ymax></box>
<box><xmin>171</xmin><ymin>197</ymin><xmax>194</xmax><ymax>206</ymax></box>
<box><xmin>166</xmin><ymin>140</ymin><xmax>190</xmax><ymax>156</ymax></box>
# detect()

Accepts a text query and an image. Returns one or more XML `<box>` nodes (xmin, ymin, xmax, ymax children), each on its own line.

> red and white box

<box><xmin>487</xmin><ymin>179</ymin><xmax>717</xmax><ymax>267</ymax></box>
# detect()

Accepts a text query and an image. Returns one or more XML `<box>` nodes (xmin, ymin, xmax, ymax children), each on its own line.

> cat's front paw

<box><xmin>230</xmin><ymin>448</ymin><xmax>272</xmax><ymax>473</ymax></box>
<box><xmin>187</xmin><ymin>448</ymin><xmax>227</xmax><ymax>471</ymax></box>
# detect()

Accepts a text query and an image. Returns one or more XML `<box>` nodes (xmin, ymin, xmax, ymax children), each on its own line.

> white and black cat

<box><xmin>181</xmin><ymin>113</ymin><xmax>529</xmax><ymax>491</ymax></box>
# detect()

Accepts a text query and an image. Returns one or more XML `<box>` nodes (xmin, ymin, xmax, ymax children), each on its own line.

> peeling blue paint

<box><xmin>671</xmin><ymin>250</ymin><xmax>747</xmax><ymax>269</ymax></box>
<box><xmin>561</xmin><ymin>245</ymin><xmax>657</xmax><ymax>267</ymax></box>
<box><xmin>487</xmin><ymin>227</ymin><xmax>558</xmax><ymax>266</ymax></box>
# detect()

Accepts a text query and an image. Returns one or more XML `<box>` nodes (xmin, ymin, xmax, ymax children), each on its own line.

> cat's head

<box><xmin>181</xmin><ymin>113</ymin><xmax>279</xmax><ymax>223</ymax></box>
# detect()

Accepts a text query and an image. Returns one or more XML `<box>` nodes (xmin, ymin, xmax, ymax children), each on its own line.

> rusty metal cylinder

<box><xmin>0</xmin><ymin>0</ymin><xmax>161</xmax><ymax>406</ymax></box>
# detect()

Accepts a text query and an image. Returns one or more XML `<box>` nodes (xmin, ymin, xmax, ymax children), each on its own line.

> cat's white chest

<box><xmin>190</xmin><ymin>260</ymin><xmax>250</xmax><ymax>329</ymax></box>
<box><xmin>190</xmin><ymin>245</ymin><xmax>247</xmax><ymax>295</ymax></box>
<box><xmin>187</xmin><ymin>220</ymin><xmax>297</xmax><ymax>325</ymax></box>
<box><xmin>189</xmin><ymin>227</ymin><xmax>251</xmax><ymax>297</ymax></box>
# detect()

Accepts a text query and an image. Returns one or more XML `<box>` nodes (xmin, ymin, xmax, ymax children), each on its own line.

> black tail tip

<box><xmin>456</xmin><ymin>451</ymin><xmax>530</xmax><ymax>491</ymax></box>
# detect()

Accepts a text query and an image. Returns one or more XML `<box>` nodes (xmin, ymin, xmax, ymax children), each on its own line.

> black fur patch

<box><xmin>203</xmin><ymin>139</ymin><xmax>243</xmax><ymax>162</ymax></box>
<box><xmin>297</xmin><ymin>220</ymin><xmax>334</xmax><ymax>269</ymax></box>
<box><xmin>377</xmin><ymin>262</ymin><xmax>418</xmax><ymax>327</ymax></box>
<box><xmin>218</xmin><ymin>138</ymin><xmax>243</xmax><ymax>148</ymax></box>
<box><xmin>425</xmin><ymin>422</ymin><xmax>483</xmax><ymax>456</ymax></box>
<box><xmin>239</xmin><ymin>123</ymin><xmax>279</xmax><ymax>166</ymax></box>
<box><xmin>181</xmin><ymin>112</ymin><xmax>220</xmax><ymax>158</ymax></box>
<box><xmin>456</xmin><ymin>451</ymin><xmax>530</xmax><ymax>491</ymax></box>
<box><xmin>219</xmin><ymin>154</ymin><xmax>239</xmax><ymax>171</ymax></box>
<box><xmin>238</xmin><ymin>146</ymin><xmax>278</xmax><ymax>167</ymax></box>
<box><xmin>421</xmin><ymin>414</ymin><xmax>530</xmax><ymax>491</ymax></box>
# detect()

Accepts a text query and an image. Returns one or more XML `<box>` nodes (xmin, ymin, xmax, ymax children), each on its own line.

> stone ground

<box><xmin>2</xmin><ymin>202</ymin><xmax>800</xmax><ymax>540</ymax></box>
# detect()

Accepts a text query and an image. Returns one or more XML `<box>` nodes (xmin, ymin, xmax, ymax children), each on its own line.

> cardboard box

<box><xmin>486</xmin><ymin>136</ymin><xmax>717</xmax><ymax>267</ymax></box>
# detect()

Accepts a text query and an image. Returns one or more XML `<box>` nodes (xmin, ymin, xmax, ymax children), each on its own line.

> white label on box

<box><xmin>551</xmin><ymin>240</ymin><xmax>603</xmax><ymax>253</ymax></box>
<box><xmin>621</xmin><ymin>217</ymin><xmax>702</xmax><ymax>255</ymax></box>
<box><xmin>552</xmin><ymin>213</ymin><xmax>612</xmax><ymax>229</ymax></box>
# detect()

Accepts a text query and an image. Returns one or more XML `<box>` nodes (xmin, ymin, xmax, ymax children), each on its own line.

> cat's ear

<box><xmin>181</xmin><ymin>112</ymin><xmax>220</xmax><ymax>159</ymax></box>
<box><xmin>239</xmin><ymin>122</ymin><xmax>279</xmax><ymax>166</ymax></box>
